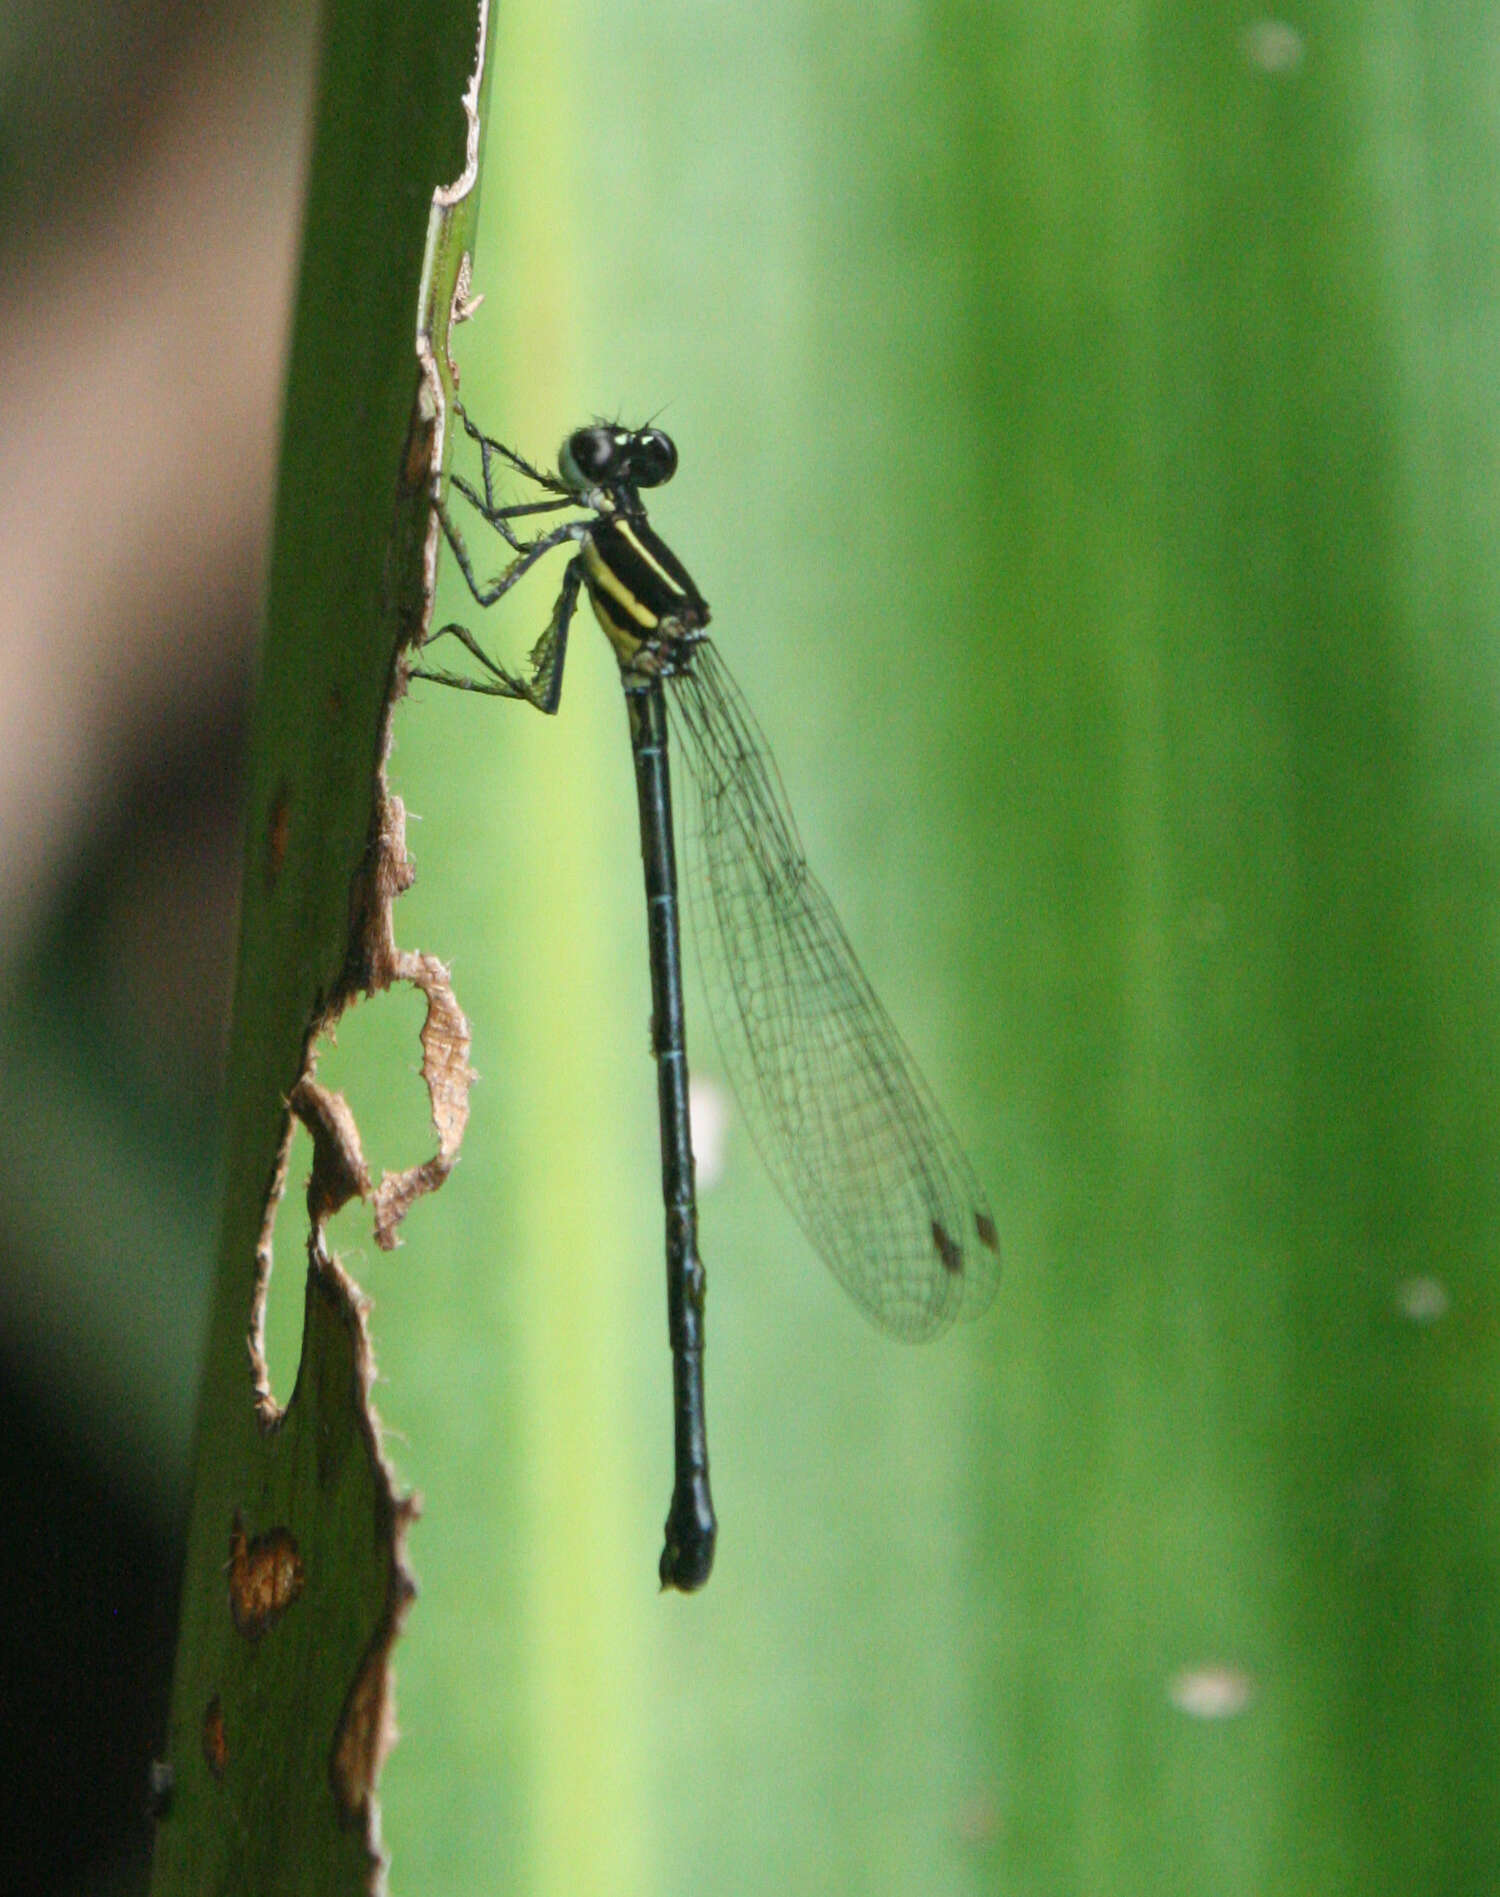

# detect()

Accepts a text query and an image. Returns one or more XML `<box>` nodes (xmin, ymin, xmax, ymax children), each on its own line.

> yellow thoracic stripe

<box><xmin>613</xmin><ymin>518</ymin><xmax>690</xmax><ymax>597</ymax></box>
<box><xmin>586</xmin><ymin>592</ymin><xmax>646</xmax><ymax>664</ymax></box>
<box><xmin>583</xmin><ymin>535</ymin><xmax>658</xmax><ymax>629</ymax></box>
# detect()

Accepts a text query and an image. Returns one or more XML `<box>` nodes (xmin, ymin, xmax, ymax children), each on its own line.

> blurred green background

<box><xmin>6</xmin><ymin>0</ymin><xmax>1500</xmax><ymax>1891</ymax></box>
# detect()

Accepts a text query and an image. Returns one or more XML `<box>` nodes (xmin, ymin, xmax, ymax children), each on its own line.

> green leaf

<box><xmin>149</xmin><ymin>5</ymin><xmax>491</xmax><ymax>1891</ymax></box>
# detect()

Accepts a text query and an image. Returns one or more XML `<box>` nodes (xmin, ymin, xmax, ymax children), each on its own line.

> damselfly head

<box><xmin>560</xmin><ymin>424</ymin><xmax>679</xmax><ymax>496</ymax></box>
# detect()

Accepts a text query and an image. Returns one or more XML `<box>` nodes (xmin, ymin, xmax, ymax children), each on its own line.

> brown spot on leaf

<box><xmin>228</xmin><ymin>1517</ymin><xmax>305</xmax><ymax>1638</ymax></box>
<box><xmin>201</xmin><ymin>1697</ymin><xmax>228</xmax><ymax>1781</ymax></box>
<box><xmin>330</xmin><ymin>1491</ymin><xmax>419</xmax><ymax>1825</ymax></box>
<box><xmin>331</xmin><ymin>1655</ymin><xmax>391</xmax><ymax>1822</ymax></box>
<box><xmin>975</xmin><ymin>1211</ymin><xmax>999</xmax><ymax>1254</ymax></box>
<box><xmin>404</xmin><ymin>384</ymin><xmax>439</xmax><ymax>489</ymax></box>
<box><xmin>332</xmin><ymin>1615</ymin><xmax>398</xmax><ymax>1815</ymax></box>
<box><xmin>264</xmin><ymin>780</ymin><xmax>291</xmax><ymax>890</ymax></box>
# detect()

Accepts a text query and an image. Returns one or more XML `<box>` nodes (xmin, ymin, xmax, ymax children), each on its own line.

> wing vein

<box><xmin>666</xmin><ymin>640</ymin><xmax>1000</xmax><ymax>1340</ymax></box>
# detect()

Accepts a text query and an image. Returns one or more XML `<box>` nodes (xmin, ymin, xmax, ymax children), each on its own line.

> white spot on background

<box><xmin>690</xmin><ymin>1077</ymin><xmax>730</xmax><ymax>1189</ymax></box>
<box><xmin>1169</xmin><ymin>1665</ymin><xmax>1255</xmax><ymax>1719</ymax></box>
<box><xmin>1242</xmin><ymin>19</ymin><xmax>1306</xmax><ymax>73</ymax></box>
<box><xmin>1396</xmin><ymin>1276</ymin><xmax>1450</xmax><ymax>1324</ymax></box>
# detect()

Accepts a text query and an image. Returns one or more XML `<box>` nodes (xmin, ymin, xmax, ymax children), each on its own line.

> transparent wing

<box><xmin>666</xmin><ymin>639</ymin><xmax>1000</xmax><ymax>1340</ymax></box>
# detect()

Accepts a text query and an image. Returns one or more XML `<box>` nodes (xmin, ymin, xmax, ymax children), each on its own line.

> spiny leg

<box><xmin>453</xmin><ymin>399</ymin><xmax>569</xmax><ymax>506</ymax></box>
<box><xmin>412</xmin><ymin>554</ymin><xmax>584</xmax><ymax>714</ymax></box>
<box><xmin>446</xmin><ymin>473</ymin><xmax>573</xmax><ymax>553</ymax></box>
<box><xmin>436</xmin><ymin>495</ymin><xmax>580</xmax><ymax>607</ymax></box>
<box><xmin>409</xmin><ymin>622</ymin><xmax>532</xmax><ymax>698</ymax></box>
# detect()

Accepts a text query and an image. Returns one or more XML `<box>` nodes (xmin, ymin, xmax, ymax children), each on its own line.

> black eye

<box><xmin>629</xmin><ymin>429</ymin><xmax>678</xmax><ymax>488</ymax></box>
<box><xmin>565</xmin><ymin>426</ymin><xmax>617</xmax><ymax>482</ymax></box>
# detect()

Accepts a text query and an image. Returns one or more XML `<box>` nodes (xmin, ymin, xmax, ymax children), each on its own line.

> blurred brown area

<box><xmin>0</xmin><ymin>3</ymin><xmax>316</xmax><ymax>1888</ymax></box>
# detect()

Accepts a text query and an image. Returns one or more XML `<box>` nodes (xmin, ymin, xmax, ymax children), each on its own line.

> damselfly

<box><xmin>411</xmin><ymin>404</ymin><xmax>1000</xmax><ymax>1590</ymax></box>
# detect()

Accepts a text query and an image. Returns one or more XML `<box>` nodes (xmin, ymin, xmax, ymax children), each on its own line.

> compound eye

<box><xmin>561</xmin><ymin>426</ymin><xmax>618</xmax><ymax>488</ymax></box>
<box><xmin>630</xmin><ymin>429</ymin><xmax>678</xmax><ymax>488</ymax></box>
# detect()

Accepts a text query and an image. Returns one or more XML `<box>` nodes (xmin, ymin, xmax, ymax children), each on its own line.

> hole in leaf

<box><xmin>255</xmin><ymin>981</ymin><xmax>443</xmax><ymax>1410</ymax></box>
<box><xmin>258</xmin><ymin>1118</ymin><xmax>312</xmax><ymax>1409</ymax></box>
<box><xmin>316</xmin><ymin>984</ymin><xmax>440</xmax><ymax>1187</ymax></box>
